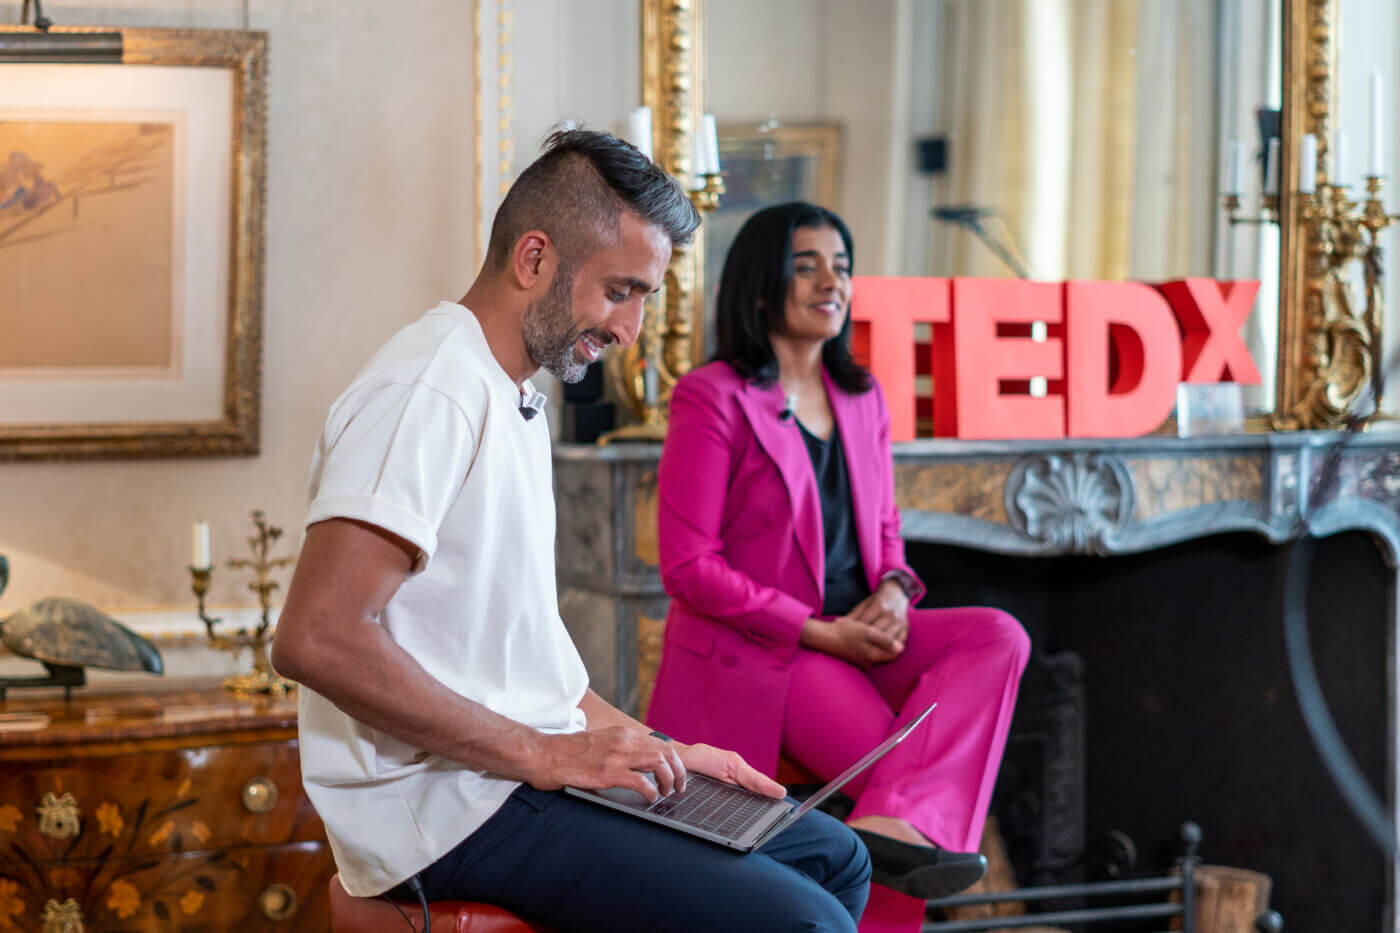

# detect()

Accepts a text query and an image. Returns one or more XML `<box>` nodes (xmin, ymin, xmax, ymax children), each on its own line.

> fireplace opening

<box><xmin>906</xmin><ymin>530</ymin><xmax>1390</xmax><ymax>932</ymax></box>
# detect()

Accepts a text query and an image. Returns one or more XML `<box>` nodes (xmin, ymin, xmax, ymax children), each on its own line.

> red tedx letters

<box><xmin>849</xmin><ymin>276</ymin><xmax>1262</xmax><ymax>441</ymax></box>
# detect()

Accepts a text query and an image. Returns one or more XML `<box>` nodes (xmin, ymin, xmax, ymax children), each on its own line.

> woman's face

<box><xmin>780</xmin><ymin>224</ymin><xmax>852</xmax><ymax>343</ymax></box>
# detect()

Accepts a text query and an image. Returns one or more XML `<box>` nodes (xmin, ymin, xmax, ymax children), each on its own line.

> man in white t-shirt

<box><xmin>272</xmin><ymin>130</ymin><xmax>871</xmax><ymax>932</ymax></box>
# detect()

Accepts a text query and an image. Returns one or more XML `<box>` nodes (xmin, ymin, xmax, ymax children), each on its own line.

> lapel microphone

<box><xmin>778</xmin><ymin>393</ymin><xmax>797</xmax><ymax>423</ymax></box>
<box><xmin>519</xmin><ymin>390</ymin><xmax>548</xmax><ymax>421</ymax></box>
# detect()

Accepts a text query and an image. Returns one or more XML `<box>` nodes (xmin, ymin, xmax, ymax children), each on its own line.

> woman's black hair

<box><xmin>711</xmin><ymin>202</ymin><xmax>872</xmax><ymax>394</ymax></box>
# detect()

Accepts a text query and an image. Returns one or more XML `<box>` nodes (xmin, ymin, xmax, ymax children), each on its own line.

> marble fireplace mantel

<box><xmin>554</xmin><ymin>429</ymin><xmax>1400</xmax><ymax>714</ymax></box>
<box><xmin>555</xmin><ymin>430</ymin><xmax>1400</xmax><ymax>930</ymax></box>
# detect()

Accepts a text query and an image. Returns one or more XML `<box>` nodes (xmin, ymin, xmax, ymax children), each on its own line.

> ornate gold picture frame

<box><xmin>1277</xmin><ymin>0</ymin><xmax>1363</xmax><ymax>430</ymax></box>
<box><xmin>702</xmin><ymin>122</ymin><xmax>843</xmax><ymax>343</ymax></box>
<box><xmin>0</xmin><ymin>27</ymin><xmax>266</xmax><ymax>460</ymax></box>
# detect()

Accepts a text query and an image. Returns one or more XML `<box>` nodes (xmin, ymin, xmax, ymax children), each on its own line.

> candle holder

<box><xmin>189</xmin><ymin>510</ymin><xmax>297</xmax><ymax>697</ymax></box>
<box><xmin>1292</xmin><ymin>175</ymin><xmax>1400</xmax><ymax>424</ymax></box>
<box><xmin>600</xmin><ymin>169</ymin><xmax>726</xmax><ymax>444</ymax></box>
<box><xmin>1222</xmin><ymin>191</ymin><xmax>1280</xmax><ymax>226</ymax></box>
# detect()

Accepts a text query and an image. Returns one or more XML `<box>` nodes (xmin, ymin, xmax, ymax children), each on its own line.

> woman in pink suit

<box><xmin>647</xmin><ymin>202</ymin><xmax>1030</xmax><ymax>932</ymax></box>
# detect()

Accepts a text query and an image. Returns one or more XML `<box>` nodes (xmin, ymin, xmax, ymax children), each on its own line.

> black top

<box><xmin>797</xmin><ymin>420</ymin><xmax>870</xmax><ymax>617</ymax></box>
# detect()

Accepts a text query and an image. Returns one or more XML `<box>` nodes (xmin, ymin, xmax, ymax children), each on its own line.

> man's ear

<box><xmin>511</xmin><ymin>231</ymin><xmax>552</xmax><ymax>290</ymax></box>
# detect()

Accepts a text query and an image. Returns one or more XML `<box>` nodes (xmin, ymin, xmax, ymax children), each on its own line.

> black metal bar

<box><xmin>0</xmin><ymin>31</ymin><xmax>123</xmax><ymax>63</ymax></box>
<box><xmin>1181</xmin><ymin>857</ymin><xmax>1197</xmax><ymax>933</ymax></box>
<box><xmin>926</xmin><ymin>874</ymin><xmax>1181</xmax><ymax>908</ymax></box>
<box><xmin>924</xmin><ymin>901</ymin><xmax>1181</xmax><ymax>932</ymax></box>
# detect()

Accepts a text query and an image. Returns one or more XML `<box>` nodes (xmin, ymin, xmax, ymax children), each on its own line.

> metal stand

<box><xmin>921</xmin><ymin>823</ymin><xmax>1283</xmax><ymax>933</ymax></box>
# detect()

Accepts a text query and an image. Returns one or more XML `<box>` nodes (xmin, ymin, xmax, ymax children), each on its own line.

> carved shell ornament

<box><xmin>1005</xmin><ymin>453</ymin><xmax>1135</xmax><ymax>554</ymax></box>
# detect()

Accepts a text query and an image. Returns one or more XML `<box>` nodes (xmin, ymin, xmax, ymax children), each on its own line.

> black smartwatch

<box><xmin>649</xmin><ymin>730</ymin><xmax>673</xmax><ymax>742</ymax></box>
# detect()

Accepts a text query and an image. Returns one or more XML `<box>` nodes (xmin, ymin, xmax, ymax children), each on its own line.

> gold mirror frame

<box><xmin>609</xmin><ymin>0</ymin><xmax>706</xmax><ymax>429</ymax></box>
<box><xmin>642</xmin><ymin>0</ymin><xmax>1341</xmax><ymax>434</ymax></box>
<box><xmin>1277</xmin><ymin>0</ymin><xmax>1371</xmax><ymax>430</ymax></box>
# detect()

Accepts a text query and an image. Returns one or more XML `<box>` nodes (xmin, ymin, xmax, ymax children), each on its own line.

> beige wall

<box><xmin>0</xmin><ymin>0</ymin><xmax>478</xmax><ymax>615</ymax></box>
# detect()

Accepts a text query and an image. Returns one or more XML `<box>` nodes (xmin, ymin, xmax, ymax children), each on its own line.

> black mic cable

<box><xmin>406</xmin><ymin>873</ymin><xmax>430</xmax><ymax>932</ymax></box>
<box><xmin>383</xmin><ymin>873</ymin><xmax>430</xmax><ymax>932</ymax></box>
<box><xmin>778</xmin><ymin>393</ymin><xmax>797</xmax><ymax>422</ymax></box>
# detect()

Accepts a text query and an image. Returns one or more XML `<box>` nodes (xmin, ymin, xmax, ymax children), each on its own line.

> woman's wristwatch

<box><xmin>649</xmin><ymin>730</ymin><xmax>673</xmax><ymax>742</ymax></box>
<box><xmin>880</xmin><ymin>569</ymin><xmax>918</xmax><ymax>599</ymax></box>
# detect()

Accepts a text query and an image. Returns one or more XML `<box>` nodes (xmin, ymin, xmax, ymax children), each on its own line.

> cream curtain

<box><xmin>930</xmin><ymin>0</ymin><xmax>1222</xmax><ymax>284</ymax></box>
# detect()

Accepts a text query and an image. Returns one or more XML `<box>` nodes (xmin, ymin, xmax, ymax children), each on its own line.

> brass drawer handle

<box><xmin>259</xmin><ymin>883</ymin><xmax>297</xmax><ymax>921</ymax></box>
<box><xmin>41</xmin><ymin>897</ymin><xmax>84</xmax><ymax>933</ymax></box>
<box><xmin>241</xmin><ymin>776</ymin><xmax>279</xmax><ymax>814</ymax></box>
<box><xmin>37</xmin><ymin>792</ymin><xmax>81</xmax><ymax>840</ymax></box>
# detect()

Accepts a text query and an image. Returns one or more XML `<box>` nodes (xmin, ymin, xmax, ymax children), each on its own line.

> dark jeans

<box><xmin>407</xmin><ymin>785</ymin><xmax>870</xmax><ymax>932</ymax></box>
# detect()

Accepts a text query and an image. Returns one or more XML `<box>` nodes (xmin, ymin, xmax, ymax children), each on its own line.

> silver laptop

<box><xmin>564</xmin><ymin>701</ymin><xmax>936</xmax><ymax>852</ymax></box>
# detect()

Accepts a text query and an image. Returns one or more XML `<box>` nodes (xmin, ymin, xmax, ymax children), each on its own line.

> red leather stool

<box><xmin>329</xmin><ymin>873</ymin><xmax>556</xmax><ymax>933</ymax></box>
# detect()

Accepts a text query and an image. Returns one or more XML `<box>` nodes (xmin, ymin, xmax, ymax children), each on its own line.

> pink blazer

<box><xmin>646</xmin><ymin>361</ymin><xmax>926</xmax><ymax>776</ymax></box>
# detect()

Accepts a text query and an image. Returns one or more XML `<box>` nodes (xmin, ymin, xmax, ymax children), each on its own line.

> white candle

<box><xmin>1265</xmin><ymin>138</ymin><xmax>1281</xmax><ymax>195</ymax></box>
<box><xmin>1299</xmin><ymin>133</ymin><xmax>1318</xmax><ymax>195</ymax></box>
<box><xmin>690</xmin><ymin>133</ymin><xmax>708</xmax><ymax>189</ymax></box>
<box><xmin>628</xmin><ymin>106</ymin><xmax>653</xmax><ymax>161</ymax></box>
<box><xmin>643</xmin><ymin>359</ymin><xmax>657</xmax><ymax>406</ymax></box>
<box><xmin>698</xmin><ymin>113</ymin><xmax>721</xmax><ymax>176</ymax></box>
<box><xmin>1333</xmin><ymin>129</ymin><xmax>1348</xmax><ymax>187</ymax></box>
<box><xmin>192</xmin><ymin>520</ymin><xmax>211</xmax><ymax>570</ymax></box>
<box><xmin>1227</xmin><ymin>140</ymin><xmax>1244</xmax><ymax>195</ymax></box>
<box><xmin>1369</xmin><ymin>71</ymin><xmax>1384</xmax><ymax>177</ymax></box>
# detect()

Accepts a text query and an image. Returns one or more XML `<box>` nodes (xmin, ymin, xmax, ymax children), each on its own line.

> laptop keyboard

<box><xmin>647</xmin><ymin>776</ymin><xmax>777</xmax><ymax>839</ymax></box>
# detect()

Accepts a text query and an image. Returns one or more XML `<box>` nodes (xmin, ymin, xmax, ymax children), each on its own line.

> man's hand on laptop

<box><xmin>524</xmin><ymin>727</ymin><xmax>785</xmax><ymax>803</ymax></box>
<box><xmin>679</xmin><ymin>743</ymin><xmax>786</xmax><ymax>800</ymax></box>
<box><xmin>525</xmin><ymin>726</ymin><xmax>688</xmax><ymax>803</ymax></box>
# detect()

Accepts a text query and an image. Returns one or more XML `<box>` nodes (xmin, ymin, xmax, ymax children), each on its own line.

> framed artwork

<box><xmin>702</xmin><ymin>122</ymin><xmax>843</xmax><ymax>342</ymax></box>
<box><xmin>0</xmin><ymin>28</ymin><xmax>267</xmax><ymax>460</ymax></box>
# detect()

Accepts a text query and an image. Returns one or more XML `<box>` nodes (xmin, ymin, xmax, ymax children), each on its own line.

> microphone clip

<box><xmin>519</xmin><ymin>389</ymin><xmax>548</xmax><ymax>421</ymax></box>
<box><xmin>778</xmin><ymin>393</ymin><xmax>797</xmax><ymax>423</ymax></box>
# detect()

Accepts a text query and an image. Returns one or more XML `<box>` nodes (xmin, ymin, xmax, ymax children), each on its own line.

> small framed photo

<box><xmin>1176</xmin><ymin>383</ymin><xmax>1246</xmax><ymax>437</ymax></box>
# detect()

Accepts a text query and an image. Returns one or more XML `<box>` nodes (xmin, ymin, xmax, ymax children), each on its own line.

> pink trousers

<box><xmin>781</xmin><ymin>606</ymin><xmax>1030</xmax><ymax>933</ymax></box>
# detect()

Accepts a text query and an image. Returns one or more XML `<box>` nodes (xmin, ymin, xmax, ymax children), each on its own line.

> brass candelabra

<box><xmin>189</xmin><ymin>510</ymin><xmax>297</xmax><ymax>696</ymax></box>
<box><xmin>1291</xmin><ymin>176</ymin><xmax>1397</xmax><ymax>423</ymax></box>
<box><xmin>1222</xmin><ymin>191</ymin><xmax>1280</xmax><ymax>226</ymax></box>
<box><xmin>1225</xmin><ymin>162</ymin><xmax>1397</xmax><ymax>427</ymax></box>
<box><xmin>601</xmin><ymin>170</ymin><xmax>726</xmax><ymax>443</ymax></box>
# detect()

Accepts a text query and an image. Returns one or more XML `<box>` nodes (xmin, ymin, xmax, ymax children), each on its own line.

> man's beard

<box><xmin>522</xmin><ymin>261</ymin><xmax>601</xmax><ymax>384</ymax></box>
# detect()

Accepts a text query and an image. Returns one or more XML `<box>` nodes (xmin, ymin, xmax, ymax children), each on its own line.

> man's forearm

<box><xmin>277</xmin><ymin>614</ymin><xmax>546</xmax><ymax>780</ymax></box>
<box><xmin>578</xmin><ymin>688</ymin><xmax>652</xmax><ymax>736</ymax></box>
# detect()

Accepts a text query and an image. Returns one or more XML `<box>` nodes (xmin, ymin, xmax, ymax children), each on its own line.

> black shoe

<box><xmin>852</xmin><ymin>828</ymin><xmax>988</xmax><ymax>899</ymax></box>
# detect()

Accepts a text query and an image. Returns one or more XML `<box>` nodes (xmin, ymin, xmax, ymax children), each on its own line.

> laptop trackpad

<box><xmin>591</xmin><ymin>771</ymin><xmax>660</xmax><ymax>809</ymax></box>
<box><xmin>592</xmin><ymin>785</ymin><xmax>655</xmax><ymax>809</ymax></box>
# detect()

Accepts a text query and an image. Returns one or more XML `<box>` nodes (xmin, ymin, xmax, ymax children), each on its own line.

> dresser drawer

<box><xmin>0</xmin><ymin>741</ymin><xmax>322</xmax><ymax>865</ymax></box>
<box><xmin>0</xmin><ymin>840</ymin><xmax>332</xmax><ymax>932</ymax></box>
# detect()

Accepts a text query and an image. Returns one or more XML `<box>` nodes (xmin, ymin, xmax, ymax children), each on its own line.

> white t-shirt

<box><xmin>296</xmin><ymin>301</ymin><xmax>589</xmax><ymax>897</ymax></box>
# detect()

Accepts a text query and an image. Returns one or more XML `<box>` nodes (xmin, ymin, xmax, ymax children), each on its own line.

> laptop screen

<box><xmin>791</xmin><ymin>701</ymin><xmax>938</xmax><ymax>818</ymax></box>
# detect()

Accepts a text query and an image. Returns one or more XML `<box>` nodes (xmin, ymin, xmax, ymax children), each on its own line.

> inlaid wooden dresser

<box><xmin>0</xmin><ymin>680</ymin><xmax>331</xmax><ymax>932</ymax></box>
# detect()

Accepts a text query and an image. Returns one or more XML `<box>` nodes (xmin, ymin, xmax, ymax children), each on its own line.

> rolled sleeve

<box><xmin>308</xmin><ymin>382</ymin><xmax>479</xmax><ymax>570</ymax></box>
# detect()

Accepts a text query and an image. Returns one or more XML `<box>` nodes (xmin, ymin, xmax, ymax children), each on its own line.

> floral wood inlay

<box><xmin>0</xmin><ymin>805</ymin><xmax>19</xmax><ymax>833</ymax></box>
<box><xmin>147</xmin><ymin>820</ymin><xmax>174</xmax><ymax>847</ymax></box>
<box><xmin>0</xmin><ymin>879</ymin><xmax>23</xmax><ymax>929</ymax></box>
<box><xmin>45</xmin><ymin>869</ymin><xmax>79</xmax><ymax>889</ymax></box>
<box><xmin>106</xmin><ymin>880</ymin><xmax>140</xmax><ymax>919</ymax></box>
<box><xmin>179</xmin><ymin>889</ymin><xmax>205</xmax><ymax>916</ymax></box>
<box><xmin>176</xmin><ymin>778</ymin><xmax>192</xmax><ymax>798</ymax></box>
<box><xmin>95</xmin><ymin>802</ymin><xmax>122</xmax><ymax>837</ymax></box>
<box><xmin>190</xmin><ymin>820</ymin><xmax>211</xmax><ymax>844</ymax></box>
